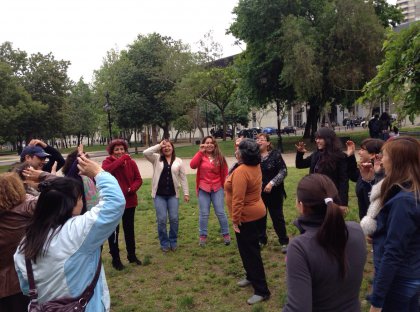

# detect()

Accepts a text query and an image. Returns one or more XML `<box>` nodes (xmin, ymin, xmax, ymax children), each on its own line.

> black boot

<box><xmin>111</xmin><ymin>255</ymin><xmax>124</xmax><ymax>271</ymax></box>
<box><xmin>127</xmin><ymin>255</ymin><xmax>142</xmax><ymax>265</ymax></box>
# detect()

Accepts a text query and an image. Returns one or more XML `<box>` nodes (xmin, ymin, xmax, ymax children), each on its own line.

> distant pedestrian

<box><xmin>379</xmin><ymin>112</ymin><xmax>392</xmax><ymax>140</ymax></box>
<box><xmin>368</xmin><ymin>114</ymin><xmax>381</xmax><ymax>138</ymax></box>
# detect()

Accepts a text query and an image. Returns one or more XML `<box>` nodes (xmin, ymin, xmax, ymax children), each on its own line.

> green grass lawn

<box><xmin>104</xmin><ymin>169</ymin><xmax>374</xmax><ymax>312</ymax></box>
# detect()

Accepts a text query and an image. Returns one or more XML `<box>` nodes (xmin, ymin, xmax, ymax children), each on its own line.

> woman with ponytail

<box><xmin>283</xmin><ymin>174</ymin><xmax>366</xmax><ymax>312</ymax></box>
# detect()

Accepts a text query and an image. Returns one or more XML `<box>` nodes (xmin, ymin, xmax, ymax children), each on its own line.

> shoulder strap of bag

<box><xmin>25</xmin><ymin>258</ymin><xmax>38</xmax><ymax>301</ymax></box>
<box><xmin>78</xmin><ymin>255</ymin><xmax>102</xmax><ymax>303</ymax></box>
<box><xmin>24</xmin><ymin>255</ymin><xmax>102</xmax><ymax>303</ymax></box>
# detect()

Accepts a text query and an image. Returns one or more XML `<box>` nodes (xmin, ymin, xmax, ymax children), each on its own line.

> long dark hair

<box><xmin>315</xmin><ymin>127</ymin><xmax>344</xmax><ymax>173</ymax></box>
<box><xmin>380</xmin><ymin>136</ymin><xmax>420</xmax><ymax>206</ymax></box>
<box><xmin>61</xmin><ymin>150</ymin><xmax>78</xmax><ymax>176</ymax></box>
<box><xmin>297</xmin><ymin>173</ymin><xmax>349</xmax><ymax>278</ymax></box>
<box><xmin>19</xmin><ymin>177</ymin><xmax>83</xmax><ymax>262</ymax></box>
<box><xmin>201</xmin><ymin>136</ymin><xmax>227</xmax><ymax>170</ymax></box>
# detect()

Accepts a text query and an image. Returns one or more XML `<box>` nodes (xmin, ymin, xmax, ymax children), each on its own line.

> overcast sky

<box><xmin>2</xmin><ymin>0</ymin><xmax>397</xmax><ymax>84</ymax></box>
<box><xmin>1</xmin><ymin>0</ymin><xmax>243</xmax><ymax>83</ymax></box>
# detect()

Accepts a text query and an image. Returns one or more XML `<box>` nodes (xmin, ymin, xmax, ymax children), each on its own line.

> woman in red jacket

<box><xmin>190</xmin><ymin>136</ymin><xmax>231</xmax><ymax>247</ymax></box>
<box><xmin>102</xmin><ymin>139</ymin><xmax>142</xmax><ymax>270</ymax></box>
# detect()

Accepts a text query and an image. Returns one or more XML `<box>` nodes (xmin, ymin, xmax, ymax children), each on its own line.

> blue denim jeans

<box><xmin>154</xmin><ymin>195</ymin><xmax>179</xmax><ymax>249</ymax></box>
<box><xmin>381</xmin><ymin>276</ymin><xmax>420</xmax><ymax>312</ymax></box>
<box><xmin>198</xmin><ymin>188</ymin><xmax>229</xmax><ymax>237</ymax></box>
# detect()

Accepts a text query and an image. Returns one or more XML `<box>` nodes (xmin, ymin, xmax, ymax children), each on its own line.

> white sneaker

<box><xmin>247</xmin><ymin>294</ymin><xmax>268</xmax><ymax>305</ymax></box>
<box><xmin>237</xmin><ymin>278</ymin><xmax>251</xmax><ymax>287</ymax></box>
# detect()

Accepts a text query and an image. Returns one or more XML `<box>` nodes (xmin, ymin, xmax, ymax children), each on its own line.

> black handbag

<box><xmin>25</xmin><ymin>256</ymin><xmax>102</xmax><ymax>312</ymax></box>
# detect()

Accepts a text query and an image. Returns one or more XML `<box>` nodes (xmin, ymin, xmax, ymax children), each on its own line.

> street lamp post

<box><xmin>104</xmin><ymin>91</ymin><xmax>112</xmax><ymax>143</ymax></box>
<box><xmin>205</xmin><ymin>102</ymin><xmax>209</xmax><ymax>136</ymax></box>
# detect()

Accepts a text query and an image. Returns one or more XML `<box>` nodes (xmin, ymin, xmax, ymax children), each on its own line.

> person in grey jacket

<box><xmin>283</xmin><ymin>174</ymin><xmax>366</xmax><ymax>312</ymax></box>
<box><xmin>143</xmin><ymin>140</ymin><xmax>189</xmax><ymax>251</ymax></box>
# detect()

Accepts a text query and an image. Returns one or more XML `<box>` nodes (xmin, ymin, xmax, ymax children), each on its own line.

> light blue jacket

<box><xmin>14</xmin><ymin>171</ymin><xmax>125</xmax><ymax>312</ymax></box>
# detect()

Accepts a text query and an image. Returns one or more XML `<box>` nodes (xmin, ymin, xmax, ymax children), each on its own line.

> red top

<box><xmin>102</xmin><ymin>154</ymin><xmax>142</xmax><ymax>208</ymax></box>
<box><xmin>190</xmin><ymin>151</ymin><xmax>228</xmax><ymax>195</ymax></box>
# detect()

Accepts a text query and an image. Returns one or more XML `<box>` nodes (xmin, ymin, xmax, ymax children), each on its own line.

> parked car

<box><xmin>238</xmin><ymin>128</ymin><xmax>262</xmax><ymax>139</ymax></box>
<box><xmin>280</xmin><ymin>126</ymin><xmax>296</xmax><ymax>135</ymax></box>
<box><xmin>262</xmin><ymin>127</ymin><xmax>277</xmax><ymax>135</ymax></box>
<box><xmin>213</xmin><ymin>128</ymin><xmax>233</xmax><ymax>139</ymax></box>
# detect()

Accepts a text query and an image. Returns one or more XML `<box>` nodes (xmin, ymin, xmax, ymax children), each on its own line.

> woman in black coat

<box><xmin>256</xmin><ymin>133</ymin><xmax>288</xmax><ymax>253</ymax></box>
<box><xmin>295</xmin><ymin>127</ymin><xmax>349</xmax><ymax>207</ymax></box>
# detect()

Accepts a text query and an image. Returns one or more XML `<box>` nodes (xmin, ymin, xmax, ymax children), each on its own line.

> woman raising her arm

<box><xmin>190</xmin><ymin>136</ymin><xmax>231</xmax><ymax>246</ymax></box>
<box><xmin>143</xmin><ymin>140</ymin><xmax>189</xmax><ymax>251</ymax></box>
<box><xmin>14</xmin><ymin>156</ymin><xmax>126</xmax><ymax>311</ymax></box>
<box><xmin>102</xmin><ymin>139</ymin><xmax>143</xmax><ymax>270</ymax></box>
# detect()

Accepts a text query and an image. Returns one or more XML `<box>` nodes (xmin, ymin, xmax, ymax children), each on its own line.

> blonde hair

<box><xmin>0</xmin><ymin>172</ymin><xmax>26</xmax><ymax>211</ymax></box>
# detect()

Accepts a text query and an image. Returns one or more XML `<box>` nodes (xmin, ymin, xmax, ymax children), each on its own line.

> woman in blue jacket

<box><xmin>14</xmin><ymin>155</ymin><xmax>125</xmax><ymax>312</ymax></box>
<box><xmin>369</xmin><ymin>136</ymin><xmax>420</xmax><ymax>312</ymax></box>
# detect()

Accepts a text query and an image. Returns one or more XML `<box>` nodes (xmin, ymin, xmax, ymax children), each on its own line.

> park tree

<box><xmin>93</xmin><ymin>49</ymin><xmax>128</xmax><ymax>141</ymax></box>
<box><xmin>93</xmin><ymin>34</ymin><xmax>196</xmax><ymax>143</ymax></box>
<box><xmin>65</xmin><ymin>78</ymin><xmax>100</xmax><ymax>146</ymax></box>
<box><xmin>178</xmin><ymin>66</ymin><xmax>239</xmax><ymax>141</ymax></box>
<box><xmin>116</xmin><ymin>33</ymin><xmax>195</xmax><ymax>142</ymax></box>
<box><xmin>0</xmin><ymin>42</ymin><xmax>27</xmax><ymax>77</ymax></box>
<box><xmin>360</xmin><ymin>22</ymin><xmax>420</xmax><ymax>121</ymax></box>
<box><xmin>372</xmin><ymin>0</ymin><xmax>404</xmax><ymax>28</ymax></box>
<box><xmin>0</xmin><ymin>61</ymin><xmax>46</xmax><ymax>145</ymax></box>
<box><xmin>22</xmin><ymin>52</ymin><xmax>71</xmax><ymax>140</ymax></box>
<box><xmin>230</xmin><ymin>0</ymin><xmax>385</xmax><ymax>139</ymax></box>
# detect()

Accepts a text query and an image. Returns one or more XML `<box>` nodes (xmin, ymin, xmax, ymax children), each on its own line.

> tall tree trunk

<box><xmin>162</xmin><ymin>124</ymin><xmax>170</xmax><ymax>140</ymax></box>
<box><xmin>151</xmin><ymin>125</ymin><xmax>158</xmax><ymax>145</ymax></box>
<box><xmin>174</xmin><ymin>130</ymin><xmax>180</xmax><ymax>143</ymax></box>
<box><xmin>275</xmin><ymin>100</ymin><xmax>284</xmax><ymax>152</ymax></box>
<box><xmin>197</xmin><ymin>126</ymin><xmax>204</xmax><ymax>139</ymax></box>
<box><xmin>221</xmin><ymin>110</ymin><xmax>227</xmax><ymax>141</ymax></box>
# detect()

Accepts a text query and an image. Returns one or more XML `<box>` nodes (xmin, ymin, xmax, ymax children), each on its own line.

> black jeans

<box><xmin>260</xmin><ymin>191</ymin><xmax>289</xmax><ymax>245</ymax></box>
<box><xmin>235</xmin><ymin>217</ymin><xmax>270</xmax><ymax>297</ymax></box>
<box><xmin>108</xmin><ymin>207</ymin><xmax>137</xmax><ymax>259</ymax></box>
<box><xmin>0</xmin><ymin>292</ymin><xmax>29</xmax><ymax>312</ymax></box>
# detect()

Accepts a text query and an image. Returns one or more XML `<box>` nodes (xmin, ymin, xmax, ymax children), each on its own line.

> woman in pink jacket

<box><xmin>190</xmin><ymin>136</ymin><xmax>230</xmax><ymax>247</ymax></box>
